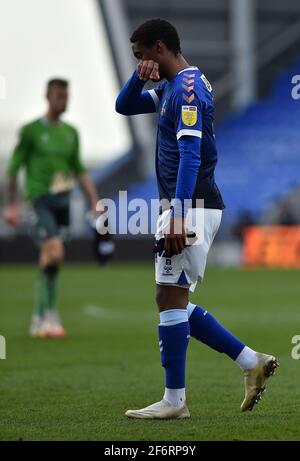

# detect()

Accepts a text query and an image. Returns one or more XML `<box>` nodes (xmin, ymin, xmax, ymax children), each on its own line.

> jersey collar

<box><xmin>169</xmin><ymin>66</ymin><xmax>199</xmax><ymax>82</ymax></box>
<box><xmin>40</xmin><ymin>116</ymin><xmax>63</xmax><ymax>127</ymax></box>
<box><xmin>177</xmin><ymin>66</ymin><xmax>198</xmax><ymax>75</ymax></box>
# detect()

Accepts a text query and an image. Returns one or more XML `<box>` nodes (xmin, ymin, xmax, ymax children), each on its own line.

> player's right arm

<box><xmin>3</xmin><ymin>126</ymin><xmax>30</xmax><ymax>226</ymax></box>
<box><xmin>115</xmin><ymin>60</ymin><xmax>163</xmax><ymax>115</ymax></box>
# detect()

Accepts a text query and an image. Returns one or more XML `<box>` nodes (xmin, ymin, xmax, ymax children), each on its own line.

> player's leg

<box><xmin>40</xmin><ymin>193</ymin><xmax>70</xmax><ymax>337</ymax></box>
<box><xmin>157</xmin><ymin>284</ymin><xmax>190</xmax><ymax>409</ymax></box>
<box><xmin>29</xmin><ymin>201</ymin><xmax>56</xmax><ymax>337</ymax></box>
<box><xmin>39</xmin><ymin>236</ymin><xmax>66</xmax><ymax>338</ymax></box>
<box><xmin>186</xmin><ymin>301</ymin><xmax>278</xmax><ymax>411</ymax></box>
<box><xmin>31</xmin><ymin>255</ymin><xmax>49</xmax><ymax>338</ymax></box>
<box><xmin>125</xmin><ymin>285</ymin><xmax>190</xmax><ymax>419</ymax></box>
<box><xmin>125</xmin><ymin>209</ymin><xmax>192</xmax><ymax>419</ymax></box>
<box><xmin>183</xmin><ymin>208</ymin><xmax>279</xmax><ymax>411</ymax></box>
<box><xmin>30</xmin><ymin>195</ymin><xmax>66</xmax><ymax>338</ymax></box>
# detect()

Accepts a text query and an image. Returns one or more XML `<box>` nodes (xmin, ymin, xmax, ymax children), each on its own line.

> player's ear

<box><xmin>155</xmin><ymin>40</ymin><xmax>164</xmax><ymax>54</ymax></box>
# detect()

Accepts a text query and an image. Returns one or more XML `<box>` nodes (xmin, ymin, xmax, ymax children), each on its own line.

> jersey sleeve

<box><xmin>146</xmin><ymin>81</ymin><xmax>167</xmax><ymax>112</ymax></box>
<box><xmin>171</xmin><ymin>82</ymin><xmax>203</xmax><ymax>140</ymax></box>
<box><xmin>171</xmin><ymin>83</ymin><xmax>203</xmax><ymax>216</ymax></box>
<box><xmin>71</xmin><ymin>130</ymin><xmax>86</xmax><ymax>176</ymax></box>
<box><xmin>7</xmin><ymin>126</ymin><xmax>31</xmax><ymax>175</ymax></box>
<box><xmin>115</xmin><ymin>71</ymin><xmax>158</xmax><ymax>115</ymax></box>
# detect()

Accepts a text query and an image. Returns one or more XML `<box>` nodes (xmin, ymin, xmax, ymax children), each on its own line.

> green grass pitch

<box><xmin>0</xmin><ymin>264</ymin><xmax>300</xmax><ymax>441</ymax></box>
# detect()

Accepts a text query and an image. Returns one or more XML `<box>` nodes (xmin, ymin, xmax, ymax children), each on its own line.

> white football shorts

<box><xmin>155</xmin><ymin>208</ymin><xmax>222</xmax><ymax>292</ymax></box>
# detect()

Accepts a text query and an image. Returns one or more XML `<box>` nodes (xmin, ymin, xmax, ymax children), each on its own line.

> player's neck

<box><xmin>45</xmin><ymin>110</ymin><xmax>61</xmax><ymax>125</ymax></box>
<box><xmin>165</xmin><ymin>55</ymin><xmax>190</xmax><ymax>81</ymax></box>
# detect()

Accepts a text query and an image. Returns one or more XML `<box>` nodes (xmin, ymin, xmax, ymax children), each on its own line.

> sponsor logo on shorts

<box><xmin>162</xmin><ymin>258</ymin><xmax>173</xmax><ymax>276</ymax></box>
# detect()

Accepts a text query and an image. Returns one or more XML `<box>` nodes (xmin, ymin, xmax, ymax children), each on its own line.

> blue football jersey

<box><xmin>147</xmin><ymin>66</ymin><xmax>225</xmax><ymax>210</ymax></box>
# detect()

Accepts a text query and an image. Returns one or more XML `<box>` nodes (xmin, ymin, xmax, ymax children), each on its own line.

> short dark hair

<box><xmin>47</xmin><ymin>78</ymin><xmax>68</xmax><ymax>92</ymax></box>
<box><xmin>130</xmin><ymin>18</ymin><xmax>181</xmax><ymax>55</ymax></box>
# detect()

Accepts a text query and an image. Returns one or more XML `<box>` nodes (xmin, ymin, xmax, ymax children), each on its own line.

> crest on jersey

<box><xmin>41</xmin><ymin>133</ymin><xmax>49</xmax><ymax>143</ymax></box>
<box><xmin>181</xmin><ymin>105</ymin><xmax>197</xmax><ymax>126</ymax></box>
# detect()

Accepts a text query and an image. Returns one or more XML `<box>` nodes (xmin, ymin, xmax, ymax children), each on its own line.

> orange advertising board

<box><xmin>243</xmin><ymin>226</ymin><xmax>300</xmax><ymax>268</ymax></box>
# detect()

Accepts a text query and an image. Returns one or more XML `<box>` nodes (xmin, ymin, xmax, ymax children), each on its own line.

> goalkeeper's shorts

<box><xmin>29</xmin><ymin>191</ymin><xmax>71</xmax><ymax>244</ymax></box>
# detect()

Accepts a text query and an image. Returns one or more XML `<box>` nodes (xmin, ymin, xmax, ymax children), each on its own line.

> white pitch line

<box><xmin>82</xmin><ymin>304</ymin><xmax>155</xmax><ymax>321</ymax></box>
<box><xmin>82</xmin><ymin>305</ymin><xmax>300</xmax><ymax>324</ymax></box>
<box><xmin>82</xmin><ymin>304</ymin><xmax>108</xmax><ymax>318</ymax></box>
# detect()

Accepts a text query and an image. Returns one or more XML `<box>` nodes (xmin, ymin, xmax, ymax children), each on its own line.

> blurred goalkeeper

<box><xmin>4</xmin><ymin>78</ymin><xmax>100</xmax><ymax>338</ymax></box>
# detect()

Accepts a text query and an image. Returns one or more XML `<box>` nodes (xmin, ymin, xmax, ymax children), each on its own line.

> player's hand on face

<box><xmin>3</xmin><ymin>204</ymin><xmax>21</xmax><ymax>227</ymax></box>
<box><xmin>137</xmin><ymin>60</ymin><xmax>160</xmax><ymax>81</ymax></box>
<box><xmin>164</xmin><ymin>216</ymin><xmax>187</xmax><ymax>257</ymax></box>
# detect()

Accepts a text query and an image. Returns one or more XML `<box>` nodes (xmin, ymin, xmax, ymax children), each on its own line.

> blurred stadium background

<box><xmin>1</xmin><ymin>0</ymin><xmax>300</xmax><ymax>441</ymax></box>
<box><xmin>1</xmin><ymin>0</ymin><xmax>300</xmax><ymax>265</ymax></box>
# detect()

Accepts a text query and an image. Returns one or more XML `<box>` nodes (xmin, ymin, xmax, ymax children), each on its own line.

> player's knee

<box><xmin>155</xmin><ymin>286</ymin><xmax>165</xmax><ymax>309</ymax></box>
<box><xmin>155</xmin><ymin>286</ymin><xmax>173</xmax><ymax>310</ymax></box>
<box><xmin>50</xmin><ymin>245</ymin><xmax>64</xmax><ymax>266</ymax></box>
<box><xmin>156</xmin><ymin>285</ymin><xmax>189</xmax><ymax>311</ymax></box>
<box><xmin>44</xmin><ymin>239</ymin><xmax>64</xmax><ymax>266</ymax></box>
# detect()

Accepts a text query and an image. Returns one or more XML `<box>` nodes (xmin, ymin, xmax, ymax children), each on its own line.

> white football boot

<box><xmin>43</xmin><ymin>310</ymin><xmax>67</xmax><ymax>338</ymax></box>
<box><xmin>29</xmin><ymin>315</ymin><xmax>48</xmax><ymax>338</ymax></box>
<box><xmin>125</xmin><ymin>399</ymin><xmax>190</xmax><ymax>419</ymax></box>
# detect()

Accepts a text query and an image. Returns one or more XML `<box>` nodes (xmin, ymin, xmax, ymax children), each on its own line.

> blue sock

<box><xmin>187</xmin><ymin>303</ymin><xmax>245</xmax><ymax>360</ymax></box>
<box><xmin>158</xmin><ymin>309</ymin><xmax>190</xmax><ymax>389</ymax></box>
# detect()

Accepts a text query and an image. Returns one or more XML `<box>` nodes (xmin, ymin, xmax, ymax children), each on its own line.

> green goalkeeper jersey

<box><xmin>7</xmin><ymin>117</ymin><xmax>86</xmax><ymax>200</ymax></box>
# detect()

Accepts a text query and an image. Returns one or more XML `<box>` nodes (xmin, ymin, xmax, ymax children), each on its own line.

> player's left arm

<box><xmin>71</xmin><ymin>130</ymin><xmax>103</xmax><ymax>214</ymax></box>
<box><xmin>164</xmin><ymin>90</ymin><xmax>202</xmax><ymax>256</ymax></box>
<box><xmin>77</xmin><ymin>173</ymin><xmax>102</xmax><ymax>214</ymax></box>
